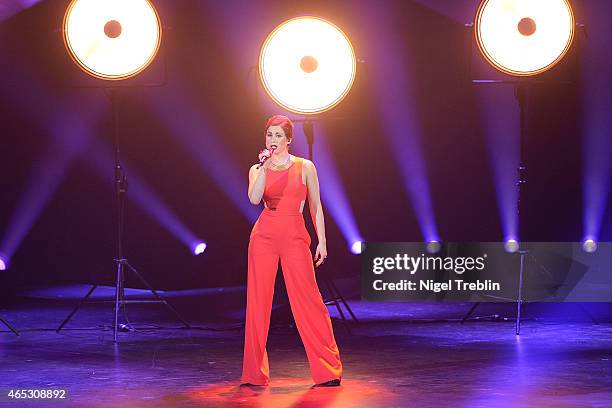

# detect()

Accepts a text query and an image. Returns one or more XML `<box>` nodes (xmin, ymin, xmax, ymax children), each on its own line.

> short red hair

<box><xmin>265</xmin><ymin>115</ymin><xmax>294</xmax><ymax>141</ymax></box>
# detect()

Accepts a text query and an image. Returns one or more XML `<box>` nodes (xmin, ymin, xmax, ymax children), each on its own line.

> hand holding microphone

<box><xmin>257</xmin><ymin>146</ymin><xmax>276</xmax><ymax>169</ymax></box>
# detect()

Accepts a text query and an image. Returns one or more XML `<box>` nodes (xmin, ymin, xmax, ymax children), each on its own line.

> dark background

<box><xmin>0</xmin><ymin>0</ymin><xmax>610</xmax><ymax>293</ymax></box>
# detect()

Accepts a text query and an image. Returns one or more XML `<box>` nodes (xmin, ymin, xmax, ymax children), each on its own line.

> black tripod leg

<box><xmin>57</xmin><ymin>285</ymin><xmax>97</xmax><ymax>333</ymax></box>
<box><xmin>461</xmin><ymin>302</ymin><xmax>480</xmax><ymax>324</ymax></box>
<box><xmin>124</xmin><ymin>262</ymin><xmax>191</xmax><ymax>328</ymax></box>
<box><xmin>328</xmin><ymin>278</ymin><xmax>358</xmax><ymax>323</ymax></box>
<box><xmin>322</xmin><ymin>277</ymin><xmax>351</xmax><ymax>335</ymax></box>
<box><xmin>515</xmin><ymin>300</ymin><xmax>523</xmax><ymax>335</ymax></box>
<box><xmin>322</xmin><ymin>277</ymin><xmax>342</xmax><ymax>318</ymax></box>
<box><xmin>516</xmin><ymin>252</ymin><xmax>525</xmax><ymax>335</ymax></box>
<box><xmin>114</xmin><ymin>261</ymin><xmax>123</xmax><ymax>343</ymax></box>
<box><xmin>0</xmin><ymin>317</ymin><xmax>19</xmax><ymax>336</ymax></box>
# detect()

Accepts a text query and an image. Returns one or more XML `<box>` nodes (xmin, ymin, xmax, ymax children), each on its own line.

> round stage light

<box><xmin>63</xmin><ymin>0</ymin><xmax>162</xmax><ymax>80</ymax></box>
<box><xmin>582</xmin><ymin>239</ymin><xmax>597</xmax><ymax>254</ymax></box>
<box><xmin>259</xmin><ymin>16</ymin><xmax>356</xmax><ymax>115</ymax></box>
<box><xmin>193</xmin><ymin>242</ymin><xmax>207</xmax><ymax>256</ymax></box>
<box><xmin>0</xmin><ymin>257</ymin><xmax>6</xmax><ymax>271</ymax></box>
<box><xmin>425</xmin><ymin>240</ymin><xmax>441</xmax><ymax>254</ymax></box>
<box><xmin>504</xmin><ymin>239</ymin><xmax>519</xmax><ymax>253</ymax></box>
<box><xmin>474</xmin><ymin>0</ymin><xmax>574</xmax><ymax>76</ymax></box>
<box><xmin>350</xmin><ymin>240</ymin><xmax>364</xmax><ymax>255</ymax></box>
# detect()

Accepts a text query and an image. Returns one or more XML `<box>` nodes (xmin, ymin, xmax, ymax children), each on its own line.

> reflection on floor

<box><xmin>0</xmin><ymin>284</ymin><xmax>611</xmax><ymax>407</ymax></box>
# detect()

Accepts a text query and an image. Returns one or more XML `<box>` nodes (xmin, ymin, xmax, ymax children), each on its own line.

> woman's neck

<box><xmin>272</xmin><ymin>151</ymin><xmax>290</xmax><ymax>164</ymax></box>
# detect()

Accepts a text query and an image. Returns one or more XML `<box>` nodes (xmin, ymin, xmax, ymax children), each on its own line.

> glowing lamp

<box><xmin>350</xmin><ymin>240</ymin><xmax>363</xmax><ymax>255</ymax></box>
<box><xmin>504</xmin><ymin>239</ymin><xmax>519</xmax><ymax>253</ymax></box>
<box><xmin>426</xmin><ymin>240</ymin><xmax>441</xmax><ymax>254</ymax></box>
<box><xmin>474</xmin><ymin>0</ymin><xmax>574</xmax><ymax>76</ymax></box>
<box><xmin>193</xmin><ymin>242</ymin><xmax>207</xmax><ymax>256</ymax></box>
<box><xmin>259</xmin><ymin>16</ymin><xmax>356</xmax><ymax>114</ymax></box>
<box><xmin>63</xmin><ymin>0</ymin><xmax>162</xmax><ymax>80</ymax></box>
<box><xmin>582</xmin><ymin>239</ymin><xmax>597</xmax><ymax>254</ymax></box>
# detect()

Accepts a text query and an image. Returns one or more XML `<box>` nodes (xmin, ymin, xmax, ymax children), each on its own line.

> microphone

<box><xmin>256</xmin><ymin>146</ymin><xmax>276</xmax><ymax>169</ymax></box>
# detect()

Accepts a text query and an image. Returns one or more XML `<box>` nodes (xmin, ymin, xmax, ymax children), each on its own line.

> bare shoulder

<box><xmin>301</xmin><ymin>158</ymin><xmax>316</xmax><ymax>173</ymax></box>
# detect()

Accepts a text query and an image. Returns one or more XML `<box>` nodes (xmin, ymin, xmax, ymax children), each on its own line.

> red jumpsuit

<box><xmin>241</xmin><ymin>157</ymin><xmax>343</xmax><ymax>385</ymax></box>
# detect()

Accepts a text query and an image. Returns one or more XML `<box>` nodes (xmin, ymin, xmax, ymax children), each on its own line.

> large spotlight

<box><xmin>63</xmin><ymin>0</ymin><xmax>162</xmax><ymax>80</ymax></box>
<box><xmin>582</xmin><ymin>239</ymin><xmax>597</xmax><ymax>254</ymax></box>
<box><xmin>474</xmin><ymin>0</ymin><xmax>574</xmax><ymax>76</ymax></box>
<box><xmin>259</xmin><ymin>16</ymin><xmax>356</xmax><ymax>114</ymax></box>
<box><xmin>0</xmin><ymin>256</ymin><xmax>6</xmax><ymax>271</ymax></box>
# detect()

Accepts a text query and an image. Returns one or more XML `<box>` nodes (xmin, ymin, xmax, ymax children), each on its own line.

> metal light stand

<box><xmin>300</xmin><ymin>120</ymin><xmax>359</xmax><ymax>333</ymax></box>
<box><xmin>460</xmin><ymin>19</ymin><xmax>584</xmax><ymax>332</ymax></box>
<box><xmin>57</xmin><ymin>88</ymin><xmax>190</xmax><ymax>342</ymax></box>
<box><xmin>514</xmin><ymin>84</ymin><xmax>528</xmax><ymax>335</ymax></box>
<box><xmin>460</xmin><ymin>81</ymin><xmax>532</xmax><ymax>334</ymax></box>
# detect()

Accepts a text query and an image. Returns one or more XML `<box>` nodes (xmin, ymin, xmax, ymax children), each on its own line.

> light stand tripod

<box><xmin>461</xmin><ymin>82</ymin><xmax>530</xmax><ymax>333</ymax></box>
<box><xmin>300</xmin><ymin>120</ymin><xmax>359</xmax><ymax>332</ymax></box>
<box><xmin>57</xmin><ymin>89</ymin><xmax>190</xmax><ymax>342</ymax></box>
<box><xmin>513</xmin><ymin>84</ymin><xmax>529</xmax><ymax>335</ymax></box>
<box><xmin>461</xmin><ymin>82</ymin><xmax>541</xmax><ymax>334</ymax></box>
<box><xmin>462</xmin><ymin>12</ymin><xmax>582</xmax><ymax>333</ymax></box>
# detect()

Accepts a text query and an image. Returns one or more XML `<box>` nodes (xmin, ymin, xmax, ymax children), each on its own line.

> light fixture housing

<box><xmin>474</xmin><ymin>0</ymin><xmax>574</xmax><ymax>76</ymax></box>
<box><xmin>259</xmin><ymin>16</ymin><xmax>356</xmax><ymax>115</ymax></box>
<box><xmin>63</xmin><ymin>0</ymin><xmax>162</xmax><ymax>80</ymax></box>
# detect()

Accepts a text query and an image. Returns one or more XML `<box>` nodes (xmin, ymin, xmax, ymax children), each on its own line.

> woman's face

<box><xmin>266</xmin><ymin>125</ymin><xmax>291</xmax><ymax>154</ymax></box>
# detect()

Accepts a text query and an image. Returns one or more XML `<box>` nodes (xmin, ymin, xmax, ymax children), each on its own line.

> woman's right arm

<box><xmin>248</xmin><ymin>165</ymin><xmax>267</xmax><ymax>205</ymax></box>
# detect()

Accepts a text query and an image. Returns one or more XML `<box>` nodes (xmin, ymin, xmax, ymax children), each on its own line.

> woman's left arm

<box><xmin>305</xmin><ymin>160</ymin><xmax>327</xmax><ymax>267</ymax></box>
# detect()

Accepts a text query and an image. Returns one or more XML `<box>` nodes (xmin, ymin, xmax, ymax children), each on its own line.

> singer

<box><xmin>241</xmin><ymin>115</ymin><xmax>343</xmax><ymax>387</ymax></box>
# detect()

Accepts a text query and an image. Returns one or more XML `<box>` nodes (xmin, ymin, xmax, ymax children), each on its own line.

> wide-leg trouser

<box><xmin>241</xmin><ymin>208</ymin><xmax>343</xmax><ymax>385</ymax></box>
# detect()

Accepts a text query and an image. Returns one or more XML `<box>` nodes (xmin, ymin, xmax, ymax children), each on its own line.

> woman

<box><xmin>241</xmin><ymin>115</ymin><xmax>343</xmax><ymax>387</ymax></box>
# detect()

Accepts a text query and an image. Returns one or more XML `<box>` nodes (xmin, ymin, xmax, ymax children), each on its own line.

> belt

<box><xmin>262</xmin><ymin>207</ymin><xmax>303</xmax><ymax>216</ymax></box>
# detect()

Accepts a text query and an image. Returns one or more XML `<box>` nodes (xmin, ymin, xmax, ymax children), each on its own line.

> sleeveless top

<box><xmin>263</xmin><ymin>157</ymin><xmax>307</xmax><ymax>212</ymax></box>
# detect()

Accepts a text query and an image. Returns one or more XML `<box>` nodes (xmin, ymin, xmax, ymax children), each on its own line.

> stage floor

<box><xmin>1</xmin><ymin>286</ymin><xmax>611</xmax><ymax>407</ymax></box>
